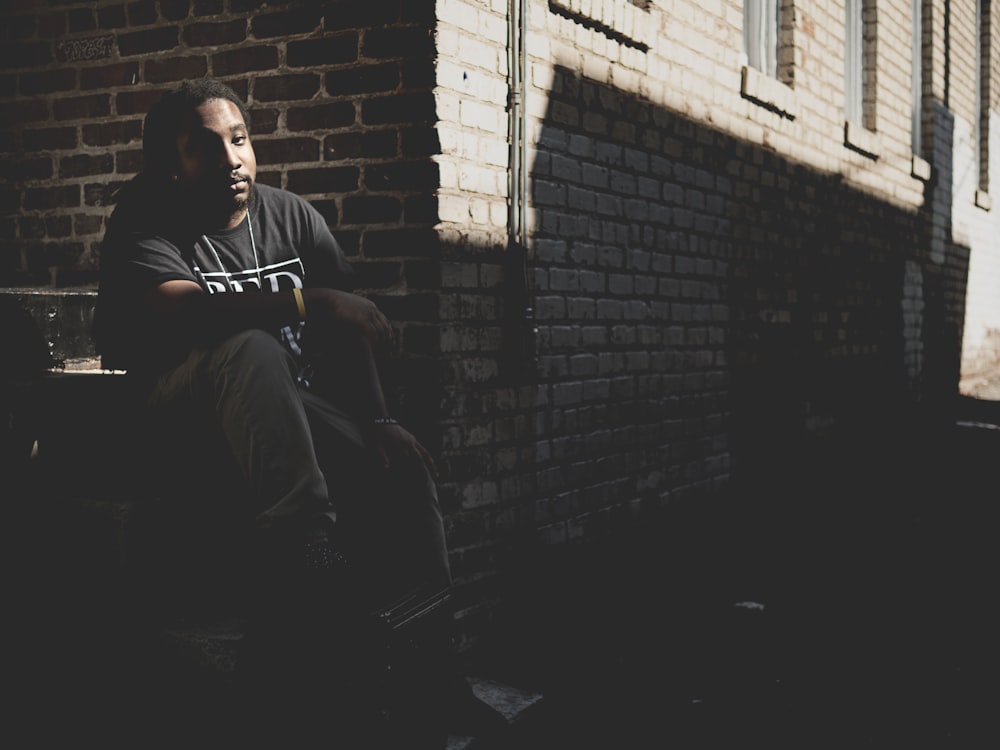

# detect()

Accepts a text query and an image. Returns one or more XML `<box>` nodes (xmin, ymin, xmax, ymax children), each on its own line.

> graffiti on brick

<box><xmin>56</xmin><ymin>36</ymin><xmax>115</xmax><ymax>63</ymax></box>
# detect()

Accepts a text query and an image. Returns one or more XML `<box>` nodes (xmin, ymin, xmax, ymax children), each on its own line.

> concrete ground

<box><xmin>484</xmin><ymin>396</ymin><xmax>999</xmax><ymax>749</ymax></box>
<box><xmin>5</xmin><ymin>383</ymin><xmax>997</xmax><ymax>749</ymax></box>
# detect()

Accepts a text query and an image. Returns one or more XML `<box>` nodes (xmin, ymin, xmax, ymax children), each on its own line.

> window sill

<box><xmin>911</xmin><ymin>154</ymin><xmax>932</xmax><ymax>181</ymax></box>
<box><xmin>740</xmin><ymin>65</ymin><xmax>796</xmax><ymax>119</ymax></box>
<box><xmin>549</xmin><ymin>0</ymin><xmax>652</xmax><ymax>49</ymax></box>
<box><xmin>843</xmin><ymin>121</ymin><xmax>881</xmax><ymax>159</ymax></box>
<box><xmin>975</xmin><ymin>189</ymin><xmax>992</xmax><ymax>211</ymax></box>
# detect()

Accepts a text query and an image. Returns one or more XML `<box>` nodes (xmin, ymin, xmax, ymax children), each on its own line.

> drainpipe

<box><xmin>505</xmin><ymin>0</ymin><xmax>536</xmax><ymax>378</ymax></box>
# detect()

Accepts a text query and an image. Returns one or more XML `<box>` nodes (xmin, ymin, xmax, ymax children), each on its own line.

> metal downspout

<box><xmin>506</xmin><ymin>0</ymin><xmax>535</xmax><ymax>377</ymax></box>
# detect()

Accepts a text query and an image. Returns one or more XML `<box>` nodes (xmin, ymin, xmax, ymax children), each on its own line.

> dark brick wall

<box><xmin>0</xmin><ymin>0</ymin><xmax>441</xmax><ymax>295</ymax></box>
<box><xmin>0</xmin><ymin>1</ymin><xmax>985</xmax><ymax>658</ymax></box>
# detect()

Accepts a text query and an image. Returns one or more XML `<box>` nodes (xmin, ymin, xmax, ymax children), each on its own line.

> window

<box><xmin>911</xmin><ymin>0</ymin><xmax>923</xmax><ymax>156</ymax></box>
<box><xmin>743</xmin><ymin>0</ymin><xmax>779</xmax><ymax>77</ymax></box>
<box><xmin>845</xmin><ymin>0</ymin><xmax>865</xmax><ymax>125</ymax></box>
<box><xmin>844</xmin><ymin>0</ymin><xmax>881</xmax><ymax>157</ymax></box>
<box><xmin>976</xmin><ymin>0</ymin><xmax>992</xmax><ymax>201</ymax></box>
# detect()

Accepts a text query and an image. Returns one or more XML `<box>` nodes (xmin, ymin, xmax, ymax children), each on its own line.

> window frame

<box><xmin>975</xmin><ymin>0</ymin><xmax>992</xmax><ymax>206</ymax></box>
<box><xmin>743</xmin><ymin>0</ymin><xmax>780</xmax><ymax>77</ymax></box>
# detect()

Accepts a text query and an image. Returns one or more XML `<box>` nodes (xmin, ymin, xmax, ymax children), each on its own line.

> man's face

<box><xmin>174</xmin><ymin>97</ymin><xmax>257</xmax><ymax>227</ymax></box>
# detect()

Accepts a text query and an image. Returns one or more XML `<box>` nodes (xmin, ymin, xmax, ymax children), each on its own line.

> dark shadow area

<box><xmin>475</xmin><ymin>66</ymin><xmax>996</xmax><ymax>747</ymax></box>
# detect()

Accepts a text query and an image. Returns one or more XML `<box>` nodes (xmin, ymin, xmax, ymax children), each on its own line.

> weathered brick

<box><xmin>3</xmin><ymin>13</ymin><xmax>35</xmax><ymax>40</ymax></box>
<box><xmin>82</xmin><ymin>119</ymin><xmax>142</xmax><ymax>147</ymax></box>
<box><xmin>403</xmin><ymin>193</ymin><xmax>437</xmax><ymax>224</ymax></box>
<box><xmin>160</xmin><ymin>0</ymin><xmax>191</xmax><ymax>22</ymax></box>
<box><xmin>350</xmin><ymin>260</ymin><xmax>403</xmax><ymax>289</ymax></box>
<box><xmin>145</xmin><ymin>55</ymin><xmax>209</xmax><ymax>84</ymax></box>
<box><xmin>0</xmin><ymin>75</ymin><xmax>15</xmax><ymax>99</ymax></box>
<box><xmin>364</xmin><ymin>160</ymin><xmax>438</xmax><ymax>191</ymax></box>
<box><xmin>287</xmin><ymin>34</ymin><xmax>358</xmax><ymax>68</ymax></box>
<box><xmin>18</xmin><ymin>216</ymin><xmax>47</xmax><ymax>239</ymax></box>
<box><xmin>211</xmin><ymin>45</ymin><xmax>278</xmax><ymax>76</ymax></box>
<box><xmin>342</xmin><ymin>195</ymin><xmax>402</xmax><ymax>224</ymax></box>
<box><xmin>401</xmin><ymin>126</ymin><xmax>440</xmax><ymax>157</ymax></box>
<box><xmin>247</xmin><ymin>106</ymin><xmax>278</xmax><ymax>134</ymax></box>
<box><xmin>19</xmin><ymin>69</ymin><xmax>76</xmax><ymax>96</ymax></box>
<box><xmin>0</xmin><ymin>41</ymin><xmax>52</xmax><ymax>68</ymax></box>
<box><xmin>288</xmin><ymin>102</ymin><xmax>355</xmax><ymax>133</ymax></box>
<box><xmin>0</xmin><ymin>185</ymin><xmax>18</xmax><ymax>213</ymax></box>
<box><xmin>37</xmin><ymin>12</ymin><xmax>65</xmax><ymax>38</ymax></box>
<box><xmin>401</xmin><ymin>58</ymin><xmax>435</xmax><ymax>89</ymax></box>
<box><xmin>126</xmin><ymin>1</ymin><xmax>157</xmax><ymax>26</ymax></box>
<box><xmin>118</xmin><ymin>26</ymin><xmax>179</xmax><ymax>56</ymax></box>
<box><xmin>0</xmin><ymin>98</ymin><xmax>48</xmax><ymax>127</ymax></box>
<box><xmin>361</xmin><ymin>92</ymin><xmax>436</xmax><ymax>125</ymax></box>
<box><xmin>323</xmin><ymin>3</ymin><xmax>403</xmax><ymax>30</ymax></box>
<box><xmin>254</xmin><ymin>73</ymin><xmax>320</xmax><ymax>102</ymax></box>
<box><xmin>7</xmin><ymin>157</ymin><xmax>53</xmax><ymax>181</ymax></box>
<box><xmin>67</xmin><ymin>7</ymin><xmax>97</xmax><ymax>32</ymax></box>
<box><xmin>59</xmin><ymin>153</ymin><xmax>114</xmax><ymax>178</ymax></box>
<box><xmin>97</xmin><ymin>4</ymin><xmax>127</xmax><ymax>28</ymax></box>
<box><xmin>227</xmin><ymin>0</ymin><xmax>267</xmax><ymax>11</ymax></box>
<box><xmin>115</xmin><ymin>149</ymin><xmax>143</xmax><ymax>175</ymax></box>
<box><xmin>286</xmin><ymin>166</ymin><xmax>359</xmax><ymax>194</ymax></box>
<box><xmin>74</xmin><ymin>212</ymin><xmax>104</xmax><ymax>236</ymax></box>
<box><xmin>24</xmin><ymin>185</ymin><xmax>80</xmax><ymax>210</ymax></box>
<box><xmin>369</xmin><ymin>292</ymin><xmax>437</xmax><ymax>321</ymax></box>
<box><xmin>363</xmin><ymin>26</ymin><xmax>435</xmax><ymax>59</ymax></box>
<box><xmin>192</xmin><ymin>0</ymin><xmax>225</xmax><ymax>16</ymax></box>
<box><xmin>325</xmin><ymin>64</ymin><xmax>400</xmax><ymax>96</ymax></box>
<box><xmin>252</xmin><ymin>136</ymin><xmax>319</xmax><ymax>165</ymax></box>
<box><xmin>84</xmin><ymin>180</ymin><xmax>127</xmax><ymax>207</ymax></box>
<box><xmin>116</xmin><ymin>89</ymin><xmax>166</xmax><ymax>116</ymax></box>
<box><xmin>402</xmin><ymin>258</ymin><xmax>439</xmax><ymax>288</ymax></box>
<box><xmin>23</xmin><ymin>127</ymin><xmax>78</xmax><ymax>151</ymax></box>
<box><xmin>364</xmin><ymin>227</ymin><xmax>439</xmax><ymax>258</ymax></box>
<box><xmin>183</xmin><ymin>19</ymin><xmax>246</xmax><ymax>47</ymax></box>
<box><xmin>251</xmin><ymin>7</ymin><xmax>322</xmax><ymax>38</ymax></box>
<box><xmin>80</xmin><ymin>62</ymin><xmax>140</xmax><ymax>90</ymax></box>
<box><xmin>53</xmin><ymin>94</ymin><xmax>111</xmax><ymax>121</ymax></box>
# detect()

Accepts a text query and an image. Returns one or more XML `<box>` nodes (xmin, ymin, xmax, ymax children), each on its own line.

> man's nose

<box><xmin>220</xmin><ymin>142</ymin><xmax>241</xmax><ymax>170</ymax></box>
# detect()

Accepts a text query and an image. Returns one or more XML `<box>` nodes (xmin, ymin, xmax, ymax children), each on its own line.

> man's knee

<box><xmin>215</xmin><ymin>329</ymin><xmax>291</xmax><ymax>368</ymax></box>
<box><xmin>209</xmin><ymin>330</ymin><xmax>297</xmax><ymax>382</ymax></box>
<box><xmin>194</xmin><ymin>330</ymin><xmax>302</xmax><ymax>408</ymax></box>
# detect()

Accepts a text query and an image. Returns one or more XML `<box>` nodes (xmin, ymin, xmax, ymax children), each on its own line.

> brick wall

<box><xmin>2</xmin><ymin>0</ymin><xmax>998</xmax><ymax>650</ymax></box>
<box><xmin>0</xmin><ymin>1</ymin><xmax>442</xmax><ymax>306</ymax></box>
<box><xmin>429</xmin><ymin>0</ymin><xmax>998</xmax><ymax>645</ymax></box>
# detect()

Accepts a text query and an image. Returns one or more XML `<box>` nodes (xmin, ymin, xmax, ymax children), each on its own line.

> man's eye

<box><xmin>233</xmin><ymin>135</ymin><xmax>247</xmax><ymax>145</ymax></box>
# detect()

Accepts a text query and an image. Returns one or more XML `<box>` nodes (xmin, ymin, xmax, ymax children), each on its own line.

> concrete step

<box><xmin>1</xmin><ymin>286</ymin><xmax>98</xmax><ymax>365</ymax></box>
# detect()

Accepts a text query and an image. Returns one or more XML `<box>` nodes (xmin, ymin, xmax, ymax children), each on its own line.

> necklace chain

<box><xmin>200</xmin><ymin>209</ymin><xmax>262</xmax><ymax>290</ymax></box>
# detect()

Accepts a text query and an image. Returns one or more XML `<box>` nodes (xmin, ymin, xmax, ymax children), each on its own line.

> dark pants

<box><xmin>143</xmin><ymin>328</ymin><xmax>451</xmax><ymax>598</ymax></box>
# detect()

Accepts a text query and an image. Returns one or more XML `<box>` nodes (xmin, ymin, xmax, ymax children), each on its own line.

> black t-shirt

<box><xmin>96</xmin><ymin>179</ymin><xmax>353</xmax><ymax>374</ymax></box>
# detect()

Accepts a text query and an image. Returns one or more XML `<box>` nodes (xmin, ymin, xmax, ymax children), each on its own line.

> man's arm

<box><xmin>149</xmin><ymin>279</ymin><xmax>435</xmax><ymax>476</ymax></box>
<box><xmin>147</xmin><ymin>279</ymin><xmax>394</xmax><ymax>349</ymax></box>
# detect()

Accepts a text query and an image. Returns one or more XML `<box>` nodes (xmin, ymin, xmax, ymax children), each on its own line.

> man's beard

<box><xmin>192</xmin><ymin>178</ymin><xmax>254</xmax><ymax>227</ymax></box>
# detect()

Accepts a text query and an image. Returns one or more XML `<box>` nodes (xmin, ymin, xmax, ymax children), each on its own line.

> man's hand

<box><xmin>370</xmin><ymin>423</ymin><xmax>438</xmax><ymax>480</ymax></box>
<box><xmin>306</xmin><ymin>288</ymin><xmax>393</xmax><ymax>350</ymax></box>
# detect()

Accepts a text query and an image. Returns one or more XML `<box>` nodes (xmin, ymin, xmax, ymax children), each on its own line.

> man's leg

<box><xmin>301</xmin><ymin>392</ymin><xmax>508</xmax><ymax>744</ymax></box>
<box><xmin>299</xmin><ymin>389</ymin><xmax>451</xmax><ymax>600</ymax></box>
<box><xmin>146</xmin><ymin>329</ymin><xmax>334</xmax><ymax>534</ymax></box>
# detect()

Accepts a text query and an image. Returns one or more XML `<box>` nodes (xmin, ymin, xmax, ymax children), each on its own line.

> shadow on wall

<box><xmin>525</xmin><ymin>65</ymin><xmax>968</xmax><ymax>508</ymax></box>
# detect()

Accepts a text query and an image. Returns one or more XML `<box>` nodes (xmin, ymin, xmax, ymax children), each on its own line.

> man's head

<box><xmin>142</xmin><ymin>79</ymin><xmax>256</xmax><ymax>227</ymax></box>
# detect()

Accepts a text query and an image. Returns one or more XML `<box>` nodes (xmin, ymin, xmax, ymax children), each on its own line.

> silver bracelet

<box><xmin>373</xmin><ymin>417</ymin><xmax>399</xmax><ymax>426</ymax></box>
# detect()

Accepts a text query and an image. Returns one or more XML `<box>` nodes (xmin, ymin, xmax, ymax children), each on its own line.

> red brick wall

<box><xmin>0</xmin><ymin>0</ymin><xmax>441</xmax><ymax>301</ymax></box>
